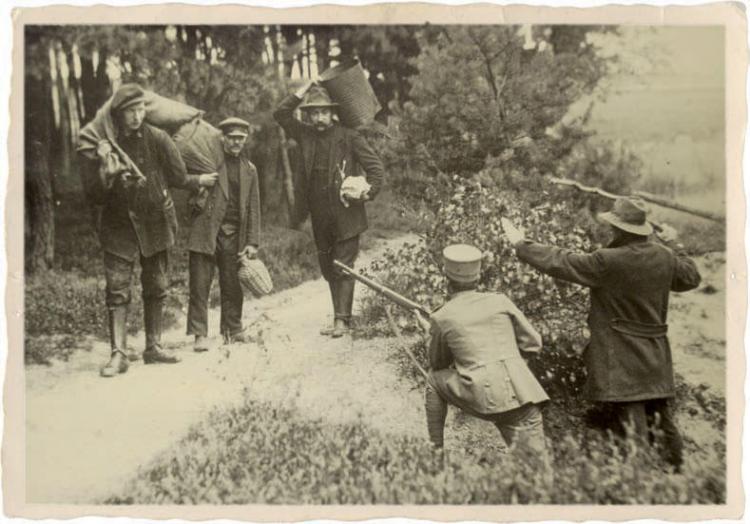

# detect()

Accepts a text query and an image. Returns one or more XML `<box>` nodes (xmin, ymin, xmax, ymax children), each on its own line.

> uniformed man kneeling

<box><xmin>414</xmin><ymin>244</ymin><xmax>550</xmax><ymax>457</ymax></box>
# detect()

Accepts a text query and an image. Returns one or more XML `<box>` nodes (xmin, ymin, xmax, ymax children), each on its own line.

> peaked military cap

<box><xmin>218</xmin><ymin>117</ymin><xmax>251</xmax><ymax>137</ymax></box>
<box><xmin>443</xmin><ymin>244</ymin><xmax>482</xmax><ymax>283</ymax></box>
<box><xmin>111</xmin><ymin>83</ymin><xmax>146</xmax><ymax>113</ymax></box>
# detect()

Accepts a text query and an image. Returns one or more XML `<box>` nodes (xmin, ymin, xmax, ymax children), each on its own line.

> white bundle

<box><xmin>339</xmin><ymin>176</ymin><xmax>371</xmax><ymax>207</ymax></box>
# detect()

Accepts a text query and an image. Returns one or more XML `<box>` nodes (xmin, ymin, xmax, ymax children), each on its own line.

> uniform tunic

<box><xmin>428</xmin><ymin>291</ymin><xmax>549</xmax><ymax>417</ymax></box>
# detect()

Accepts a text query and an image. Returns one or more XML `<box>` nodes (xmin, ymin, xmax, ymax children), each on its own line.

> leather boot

<box><xmin>320</xmin><ymin>281</ymin><xmax>339</xmax><ymax>336</ymax></box>
<box><xmin>330</xmin><ymin>278</ymin><xmax>355</xmax><ymax>338</ymax></box>
<box><xmin>194</xmin><ymin>335</ymin><xmax>209</xmax><ymax>353</ymax></box>
<box><xmin>101</xmin><ymin>306</ymin><xmax>129</xmax><ymax>377</ymax></box>
<box><xmin>142</xmin><ymin>300</ymin><xmax>180</xmax><ymax>364</ymax></box>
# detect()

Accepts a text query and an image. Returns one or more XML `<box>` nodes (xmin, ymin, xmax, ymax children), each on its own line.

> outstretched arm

<box><xmin>503</xmin><ymin>217</ymin><xmax>607</xmax><ymax>288</ymax></box>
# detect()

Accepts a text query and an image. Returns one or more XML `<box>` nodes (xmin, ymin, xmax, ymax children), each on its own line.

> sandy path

<box><xmin>25</xmin><ymin>234</ymin><xmax>422</xmax><ymax>503</ymax></box>
<box><xmin>25</xmin><ymin>242</ymin><xmax>725</xmax><ymax>503</ymax></box>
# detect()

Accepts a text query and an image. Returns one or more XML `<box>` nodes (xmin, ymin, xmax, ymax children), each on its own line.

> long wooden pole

<box><xmin>549</xmin><ymin>177</ymin><xmax>724</xmax><ymax>223</ymax></box>
<box><xmin>385</xmin><ymin>306</ymin><xmax>429</xmax><ymax>381</ymax></box>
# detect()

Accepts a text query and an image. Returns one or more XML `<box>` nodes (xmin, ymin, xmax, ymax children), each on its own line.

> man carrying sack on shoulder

<box><xmin>78</xmin><ymin>83</ymin><xmax>216</xmax><ymax>377</ymax></box>
<box><xmin>273</xmin><ymin>80</ymin><xmax>385</xmax><ymax>338</ymax></box>
<box><xmin>186</xmin><ymin>117</ymin><xmax>261</xmax><ymax>351</ymax></box>
<box><xmin>502</xmin><ymin>197</ymin><xmax>702</xmax><ymax>471</ymax></box>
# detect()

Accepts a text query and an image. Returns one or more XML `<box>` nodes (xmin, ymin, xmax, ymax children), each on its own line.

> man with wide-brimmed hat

<box><xmin>502</xmin><ymin>197</ymin><xmax>702</xmax><ymax>470</ymax></box>
<box><xmin>186</xmin><ymin>117</ymin><xmax>261</xmax><ymax>351</ymax></box>
<box><xmin>413</xmin><ymin>244</ymin><xmax>549</xmax><ymax>458</ymax></box>
<box><xmin>78</xmin><ymin>83</ymin><xmax>215</xmax><ymax>377</ymax></box>
<box><xmin>273</xmin><ymin>80</ymin><xmax>385</xmax><ymax>338</ymax></box>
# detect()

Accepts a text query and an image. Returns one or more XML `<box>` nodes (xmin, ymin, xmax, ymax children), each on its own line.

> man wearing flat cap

<box><xmin>273</xmin><ymin>80</ymin><xmax>385</xmax><ymax>338</ymax></box>
<box><xmin>503</xmin><ymin>197</ymin><xmax>702</xmax><ymax>470</ymax></box>
<box><xmin>186</xmin><ymin>117</ymin><xmax>261</xmax><ymax>351</ymax></box>
<box><xmin>78</xmin><ymin>83</ymin><xmax>216</xmax><ymax>377</ymax></box>
<box><xmin>414</xmin><ymin>244</ymin><xmax>549</xmax><ymax>458</ymax></box>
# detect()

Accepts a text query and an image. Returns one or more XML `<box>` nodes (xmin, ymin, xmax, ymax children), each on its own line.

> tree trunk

<box><xmin>25</xmin><ymin>67</ymin><xmax>55</xmax><ymax>273</ymax></box>
<box><xmin>313</xmin><ymin>27</ymin><xmax>331</xmax><ymax>72</ymax></box>
<box><xmin>52</xmin><ymin>43</ymin><xmax>72</xmax><ymax>181</ymax></box>
<box><xmin>272</xmin><ymin>28</ymin><xmax>298</xmax><ymax>227</ymax></box>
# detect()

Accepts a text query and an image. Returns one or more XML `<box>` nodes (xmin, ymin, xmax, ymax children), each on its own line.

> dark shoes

<box><xmin>320</xmin><ymin>318</ymin><xmax>349</xmax><ymax>338</ymax></box>
<box><xmin>223</xmin><ymin>328</ymin><xmax>254</xmax><ymax>345</ymax></box>
<box><xmin>143</xmin><ymin>345</ymin><xmax>181</xmax><ymax>364</ymax></box>
<box><xmin>124</xmin><ymin>347</ymin><xmax>141</xmax><ymax>362</ymax></box>
<box><xmin>194</xmin><ymin>335</ymin><xmax>210</xmax><ymax>353</ymax></box>
<box><xmin>100</xmin><ymin>350</ymin><xmax>129</xmax><ymax>378</ymax></box>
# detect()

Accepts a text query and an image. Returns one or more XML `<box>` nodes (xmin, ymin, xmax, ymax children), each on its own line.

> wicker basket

<box><xmin>238</xmin><ymin>257</ymin><xmax>274</xmax><ymax>298</ymax></box>
<box><xmin>319</xmin><ymin>59</ymin><xmax>381</xmax><ymax>129</ymax></box>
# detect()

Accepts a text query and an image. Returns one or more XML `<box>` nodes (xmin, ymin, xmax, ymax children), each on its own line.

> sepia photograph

<box><xmin>3</xmin><ymin>2</ymin><xmax>746</xmax><ymax>520</ymax></box>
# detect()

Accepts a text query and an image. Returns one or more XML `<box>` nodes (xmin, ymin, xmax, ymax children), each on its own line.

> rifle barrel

<box><xmin>333</xmin><ymin>260</ymin><xmax>430</xmax><ymax>315</ymax></box>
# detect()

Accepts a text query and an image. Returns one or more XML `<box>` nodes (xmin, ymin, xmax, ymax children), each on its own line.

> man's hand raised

<box><xmin>501</xmin><ymin>217</ymin><xmax>526</xmax><ymax>247</ymax></box>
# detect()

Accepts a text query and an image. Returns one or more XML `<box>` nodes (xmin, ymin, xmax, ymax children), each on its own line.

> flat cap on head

<box><xmin>110</xmin><ymin>83</ymin><xmax>146</xmax><ymax>114</ymax></box>
<box><xmin>218</xmin><ymin>117</ymin><xmax>251</xmax><ymax>137</ymax></box>
<box><xmin>443</xmin><ymin>244</ymin><xmax>482</xmax><ymax>283</ymax></box>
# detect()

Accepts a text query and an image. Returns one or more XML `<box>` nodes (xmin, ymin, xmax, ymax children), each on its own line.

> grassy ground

<box><xmin>107</xmin><ymin>386</ymin><xmax>724</xmax><ymax>504</ymax></box>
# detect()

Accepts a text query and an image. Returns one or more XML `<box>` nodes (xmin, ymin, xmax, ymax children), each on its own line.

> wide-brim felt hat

<box><xmin>598</xmin><ymin>197</ymin><xmax>654</xmax><ymax>236</ymax></box>
<box><xmin>218</xmin><ymin>117</ymin><xmax>251</xmax><ymax>137</ymax></box>
<box><xmin>111</xmin><ymin>83</ymin><xmax>146</xmax><ymax>113</ymax></box>
<box><xmin>298</xmin><ymin>85</ymin><xmax>339</xmax><ymax>109</ymax></box>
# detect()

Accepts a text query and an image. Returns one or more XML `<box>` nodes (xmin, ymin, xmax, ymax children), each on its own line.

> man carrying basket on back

<box><xmin>274</xmin><ymin>77</ymin><xmax>385</xmax><ymax>338</ymax></box>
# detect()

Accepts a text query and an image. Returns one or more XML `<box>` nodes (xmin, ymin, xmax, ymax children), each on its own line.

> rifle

<box><xmin>333</xmin><ymin>259</ymin><xmax>430</xmax><ymax>380</ymax></box>
<box><xmin>333</xmin><ymin>260</ymin><xmax>430</xmax><ymax>316</ymax></box>
<box><xmin>549</xmin><ymin>177</ymin><xmax>724</xmax><ymax>223</ymax></box>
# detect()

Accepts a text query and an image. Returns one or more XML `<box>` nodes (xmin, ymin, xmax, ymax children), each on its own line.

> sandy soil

<box><xmin>24</xmin><ymin>241</ymin><xmax>726</xmax><ymax>503</ymax></box>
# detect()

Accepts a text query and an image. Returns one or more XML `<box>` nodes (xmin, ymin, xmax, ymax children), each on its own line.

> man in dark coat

<box><xmin>79</xmin><ymin>83</ymin><xmax>216</xmax><ymax>377</ymax></box>
<box><xmin>273</xmin><ymin>80</ymin><xmax>385</xmax><ymax>337</ymax></box>
<box><xmin>414</xmin><ymin>244</ymin><xmax>549</xmax><ymax>459</ymax></box>
<box><xmin>186</xmin><ymin>117</ymin><xmax>261</xmax><ymax>351</ymax></box>
<box><xmin>502</xmin><ymin>197</ymin><xmax>702</xmax><ymax>469</ymax></box>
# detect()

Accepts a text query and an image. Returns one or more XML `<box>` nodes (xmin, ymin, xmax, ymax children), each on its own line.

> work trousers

<box><xmin>187</xmin><ymin>230</ymin><xmax>244</xmax><ymax>338</ymax></box>
<box><xmin>425</xmin><ymin>383</ymin><xmax>548</xmax><ymax>458</ymax></box>
<box><xmin>612</xmin><ymin>399</ymin><xmax>684</xmax><ymax>469</ymax></box>
<box><xmin>103</xmin><ymin>249</ymin><xmax>168</xmax><ymax>350</ymax></box>
<box><xmin>311</xmin><ymin>216</ymin><xmax>359</xmax><ymax>321</ymax></box>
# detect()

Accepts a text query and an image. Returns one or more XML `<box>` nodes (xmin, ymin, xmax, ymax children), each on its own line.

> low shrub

<box><xmin>25</xmin><ymin>269</ymin><xmax>182</xmax><ymax>339</ymax></box>
<box><xmin>106</xmin><ymin>395</ymin><xmax>725</xmax><ymax>504</ymax></box>
<box><xmin>24</xmin><ymin>334</ymin><xmax>93</xmax><ymax>366</ymax></box>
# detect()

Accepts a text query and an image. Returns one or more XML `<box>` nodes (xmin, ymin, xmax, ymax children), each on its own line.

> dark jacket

<box><xmin>428</xmin><ymin>291</ymin><xmax>549</xmax><ymax>417</ymax></box>
<box><xmin>273</xmin><ymin>94</ymin><xmax>385</xmax><ymax>240</ymax></box>
<box><xmin>80</xmin><ymin>123</ymin><xmax>199</xmax><ymax>260</ymax></box>
<box><xmin>516</xmin><ymin>237</ymin><xmax>702</xmax><ymax>402</ymax></box>
<box><xmin>187</xmin><ymin>153</ymin><xmax>261</xmax><ymax>255</ymax></box>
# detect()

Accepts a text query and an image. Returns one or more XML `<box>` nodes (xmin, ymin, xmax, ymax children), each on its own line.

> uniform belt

<box><xmin>610</xmin><ymin>317</ymin><xmax>668</xmax><ymax>338</ymax></box>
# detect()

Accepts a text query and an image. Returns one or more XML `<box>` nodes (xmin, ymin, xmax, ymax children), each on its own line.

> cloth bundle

<box><xmin>77</xmin><ymin>90</ymin><xmax>203</xmax><ymax>190</ymax></box>
<box><xmin>171</xmin><ymin>117</ymin><xmax>224</xmax><ymax>213</ymax></box>
<box><xmin>238</xmin><ymin>257</ymin><xmax>274</xmax><ymax>298</ymax></box>
<box><xmin>339</xmin><ymin>175</ymin><xmax>371</xmax><ymax>207</ymax></box>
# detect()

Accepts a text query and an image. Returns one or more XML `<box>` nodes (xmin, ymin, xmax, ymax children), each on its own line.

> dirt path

<box><xmin>25</xmin><ymin>241</ymin><xmax>725</xmax><ymax>503</ymax></box>
<box><xmin>25</xmin><ymin>233</ymin><xmax>422</xmax><ymax>503</ymax></box>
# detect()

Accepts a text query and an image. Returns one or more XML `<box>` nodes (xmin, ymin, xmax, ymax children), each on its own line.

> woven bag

<box><xmin>238</xmin><ymin>257</ymin><xmax>273</xmax><ymax>298</ymax></box>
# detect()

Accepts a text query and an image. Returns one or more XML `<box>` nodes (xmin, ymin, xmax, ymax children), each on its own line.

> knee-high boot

<box><xmin>142</xmin><ymin>300</ymin><xmax>180</xmax><ymax>364</ymax></box>
<box><xmin>100</xmin><ymin>306</ymin><xmax>129</xmax><ymax>377</ymax></box>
